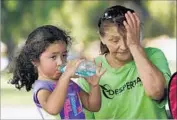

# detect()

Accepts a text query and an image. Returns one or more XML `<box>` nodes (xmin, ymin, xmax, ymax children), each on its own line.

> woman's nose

<box><xmin>119</xmin><ymin>40</ymin><xmax>128</xmax><ymax>51</ymax></box>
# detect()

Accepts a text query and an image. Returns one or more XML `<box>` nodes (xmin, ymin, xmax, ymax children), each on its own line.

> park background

<box><xmin>1</xmin><ymin>0</ymin><xmax>176</xmax><ymax>119</ymax></box>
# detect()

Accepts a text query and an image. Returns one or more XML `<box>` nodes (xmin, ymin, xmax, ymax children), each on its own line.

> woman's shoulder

<box><xmin>144</xmin><ymin>47</ymin><xmax>164</xmax><ymax>55</ymax></box>
<box><xmin>144</xmin><ymin>47</ymin><xmax>165</xmax><ymax>59</ymax></box>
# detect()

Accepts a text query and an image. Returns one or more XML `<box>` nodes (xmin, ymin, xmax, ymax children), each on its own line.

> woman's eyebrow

<box><xmin>108</xmin><ymin>35</ymin><xmax>121</xmax><ymax>39</ymax></box>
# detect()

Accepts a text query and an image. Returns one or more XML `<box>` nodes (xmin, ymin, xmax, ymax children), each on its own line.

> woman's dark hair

<box><xmin>10</xmin><ymin>25</ymin><xmax>72</xmax><ymax>91</ymax></box>
<box><xmin>98</xmin><ymin>5</ymin><xmax>134</xmax><ymax>54</ymax></box>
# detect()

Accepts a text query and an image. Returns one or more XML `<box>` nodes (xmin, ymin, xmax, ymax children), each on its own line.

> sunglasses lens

<box><xmin>103</xmin><ymin>9</ymin><xmax>118</xmax><ymax>19</ymax></box>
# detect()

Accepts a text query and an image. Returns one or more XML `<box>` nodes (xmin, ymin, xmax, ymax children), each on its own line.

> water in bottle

<box><xmin>59</xmin><ymin>60</ymin><xmax>96</xmax><ymax>77</ymax></box>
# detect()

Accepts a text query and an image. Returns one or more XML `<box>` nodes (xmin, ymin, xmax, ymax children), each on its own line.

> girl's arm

<box><xmin>79</xmin><ymin>85</ymin><xmax>101</xmax><ymax>112</ymax></box>
<box><xmin>37</xmin><ymin>60</ymin><xmax>83</xmax><ymax>115</ymax></box>
<box><xmin>37</xmin><ymin>73</ymin><xmax>71</xmax><ymax>115</ymax></box>
<box><xmin>79</xmin><ymin>62</ymin><xmax>106</xmax><ymax>112</ymax></box>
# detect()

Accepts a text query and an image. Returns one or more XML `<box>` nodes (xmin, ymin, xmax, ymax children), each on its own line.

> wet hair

<box><xmin>98</xmin><ymin>5</ymin><xmax>134</xmax><ymax>54</ymax></box>
<box><xmin>10</xmin><ymin>25</ymin><xmax>72</xmax><ymax>91</ymax></box>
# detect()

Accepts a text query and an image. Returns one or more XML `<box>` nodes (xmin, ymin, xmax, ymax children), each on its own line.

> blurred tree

<box><xmin>144</xmin><ymin>1</ymin><xmax>176</xmax><ymax>38</ymax></box>
<box><xmin>1</xmin><ymin>0</ymin><xmax>63</xmax><ymax>61</ymax></box>
<box><xmin>1</xmin><ymin>0</ymin><xmax>176</xmax><ymax>65</ymax></box>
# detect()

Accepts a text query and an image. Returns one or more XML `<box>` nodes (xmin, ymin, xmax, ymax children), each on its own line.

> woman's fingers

<box><xmin>123</xmin><ymin>11</ymin><xmax>141</xmax><ymax>46</ymax></box>
<box><xmin>125</xmin><ymin>13</ymin><xmax>133</xmax><ymax>29</ymax></box>
<box><xmin>133</xmin><ymin>13</ymin><xmax>140</xmax><ymax>34</ymax></box>
<box><xmin>133</xmin><ymin>12</ymin><xmax>140</xmax><ymax>28</ymax></box>
<box><xmin>125</xmin><ymin>11</ymin><xmax>140</xmax><ymax>31</ymax></box>
<box><xmin>129</xmin><ymin>11</ymin><xmax>137</xmax><ymax>29</ymax></box>
<box><xmin>123</xmin><ymin>20</ymin><xmax>130</xmax><ymax>32</ymax></box>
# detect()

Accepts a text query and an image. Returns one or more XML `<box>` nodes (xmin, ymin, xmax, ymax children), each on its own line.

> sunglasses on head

<box><xmin>98</xmin><ymin>6</ymin><xmax>134</xmax><ymax>27</ymax></box>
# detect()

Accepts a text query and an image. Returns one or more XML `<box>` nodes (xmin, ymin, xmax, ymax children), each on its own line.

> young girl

<box><xmin>10</xmin><ymin>25</ymin><xmax>106</xmax><ymax>119</ymax></box>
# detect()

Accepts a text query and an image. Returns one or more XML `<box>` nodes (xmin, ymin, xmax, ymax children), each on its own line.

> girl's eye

<box><xmin>63</xmin><ymin>54</ymin><xmax>67</xmax><ymax>58</ymax></box>
<box><xmin>51</xmin><ymin>56</ymin><xmax>57</xmax><ymax>60</ymax></box>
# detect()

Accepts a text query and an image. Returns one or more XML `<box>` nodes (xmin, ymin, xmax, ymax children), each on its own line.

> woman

<box><xmin>78</xmin><ymin>5</ymin><xmax>171</xmax><ymax>119</ymax></box>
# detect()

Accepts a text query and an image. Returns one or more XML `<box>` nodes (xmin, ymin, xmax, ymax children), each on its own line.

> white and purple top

<box><xmin>33</xmin><ymin>80</ymin><xmax>85</xmax><ymax>119</ymax></box>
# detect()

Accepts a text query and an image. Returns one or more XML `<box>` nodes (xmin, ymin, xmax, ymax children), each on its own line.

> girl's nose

<box><xmin>56</xmin><ymin>56</ymin><xmax>62</xmax><ymax>66</ymax></box>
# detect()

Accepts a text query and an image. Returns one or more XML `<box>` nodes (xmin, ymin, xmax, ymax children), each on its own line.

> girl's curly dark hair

<box><xmin>10</xmin><ymin>25</ymin><xmax>72</xmax><ymax>91</ymax></box>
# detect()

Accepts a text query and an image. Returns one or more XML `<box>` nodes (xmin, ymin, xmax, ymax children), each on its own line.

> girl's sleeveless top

<box><xmin>33</xmin><ymin>80</ymin><xmax>85</xmax><ymax>119</ymax></box>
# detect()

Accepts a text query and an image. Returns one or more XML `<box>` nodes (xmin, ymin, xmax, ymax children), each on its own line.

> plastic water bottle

<box><xmin>59</xmin><ymin>60</ymin><xmax>96</xmax><ymax>77</ymax></box>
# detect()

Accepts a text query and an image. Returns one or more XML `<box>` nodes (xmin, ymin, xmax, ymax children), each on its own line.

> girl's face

<box><xmin>102</xmin><ymin>25</ymin><xmax>132</xmax><ymax>62</ymax></box>
<box><xmin>36</xmin><ymin>41</ymin><xmax>67</xmax><ymax>80</ymax></box>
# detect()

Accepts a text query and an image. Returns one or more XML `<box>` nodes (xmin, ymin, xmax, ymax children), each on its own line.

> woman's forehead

<box><xmin>105</xmin><ymin>28</ymin><xmax>122</xmax><ymax>37</ymax></box>
<box><xmin>104</xmin><ymin>25</ymin><xmax>125</xmax><ymax>38</ymax></box>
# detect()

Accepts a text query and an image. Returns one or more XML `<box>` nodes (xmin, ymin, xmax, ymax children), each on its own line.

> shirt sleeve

<box><xmin>33</xmin><ymin>81</ymin><xmax>52</xmax><ymax>107</ymax></box>
<box><xmin>146</xmin><ymin>47</ymin><xmax>171</xmax><ymax>108</ymax></box>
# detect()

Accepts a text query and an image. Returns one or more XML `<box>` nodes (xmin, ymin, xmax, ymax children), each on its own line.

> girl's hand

<box><xmin>84</xmin><ymin>62</ymin><xmax>106</xmax><ymax>87</ymax></box>
<box><xmin>64</xmin><ymin>59</ymin><xmax>84</xmax><ymax>78</ymax></box>
<box><xmin>123</xmin><ymin>11</ymin><xmax>141</xmax><ymax>48</ymax></box>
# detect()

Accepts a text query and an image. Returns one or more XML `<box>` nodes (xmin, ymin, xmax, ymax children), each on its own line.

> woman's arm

<box><xmin>129</xmin><ymin>45</ymin><xmax>166</xmax><ymax>100</ymax></box>
<box><xmin>124</xmin><ymin>12</ymin><xmax>166</xmax><ymax>100</ymax></box>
